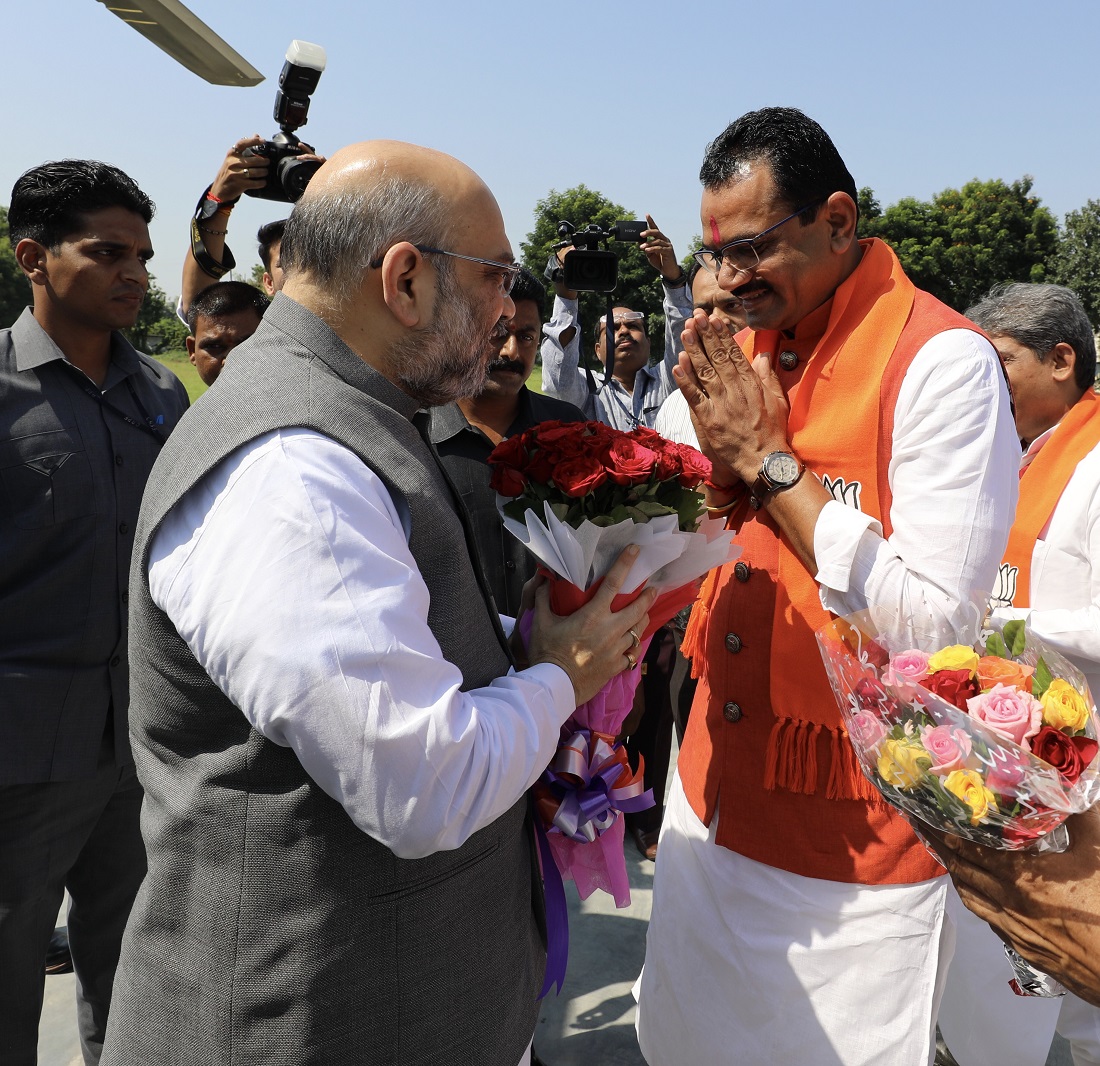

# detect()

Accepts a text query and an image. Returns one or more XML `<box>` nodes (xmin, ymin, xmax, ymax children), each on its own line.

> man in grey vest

<box><xmin>103</xmin><ymin>140</ymin><xmax>654</xmax><ymax>1066</ymax></box>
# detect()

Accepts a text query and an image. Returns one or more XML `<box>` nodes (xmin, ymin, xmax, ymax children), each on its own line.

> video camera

<box><xmin>544</xmin><ymin>219</ymin><xmax>647</xmax><ymax>293</ymax></box>
<box><xmin>243</xmin><ymin>41</ymin><xmax>327</xmax><ymax>203</ymax></box>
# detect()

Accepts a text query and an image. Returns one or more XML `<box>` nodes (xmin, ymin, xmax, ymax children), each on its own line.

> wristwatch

<box><xmin>749</xmin><ymin>451</ymin><xmax>804</xmax><ymax>510</ymax></box>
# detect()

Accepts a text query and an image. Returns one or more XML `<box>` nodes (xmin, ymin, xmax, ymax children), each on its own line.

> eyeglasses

<box><xmin>369</xmin><ymin>245</ymin><xmax>522</xmax><ymax>294</ymax></box>
<box><xmin>693</xmin><ymin>201</ymin><xmax>822</xmax><ymax>277</ymax></box>
<box><xmin>600</xmin><ymin>311</ymin><xmax>644</xmax><ymax>331</ymax></box>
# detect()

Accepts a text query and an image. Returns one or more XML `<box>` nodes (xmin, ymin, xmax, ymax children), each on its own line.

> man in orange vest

<box><xmin>937</xmin><ymin>282</ymin><xmax>1100</xmax><ymax>1066</ymax></box>
<box><xmin>634</xmin><ymin>107</ymin><xmax>1020</xmax><ymax>1064</ymax></box>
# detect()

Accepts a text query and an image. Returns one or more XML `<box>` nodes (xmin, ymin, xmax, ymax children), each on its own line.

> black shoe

<box><xmin>631</xmin><ymin>825</ymin><xmax>660</xmax><ymax>862</ymax></box>
<box><xmin>46</xmin><ymin>928</ymin><xmax>73</xmax><ymax>976</ymax></box>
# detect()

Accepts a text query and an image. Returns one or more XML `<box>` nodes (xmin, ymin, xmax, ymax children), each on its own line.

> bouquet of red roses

<box><xmin>488</xmin><ymin>421</ymin><xmax>738</xmax><ymax>910</ymax></box>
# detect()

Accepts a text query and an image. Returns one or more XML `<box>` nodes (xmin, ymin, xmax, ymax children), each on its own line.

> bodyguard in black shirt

<box><xmin>430</xmin><ymin>269</ymin><xmax>583</xmax><ymax>616</ymax></box>
<box><xmin>0</xmin><ymin>160</ymin><xmax>188</xmax><ymax>1063</ymax></box>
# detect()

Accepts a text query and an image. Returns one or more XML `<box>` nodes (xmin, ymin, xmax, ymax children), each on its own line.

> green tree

<box><xmin>521</xmin><ymin>185</ymin><xmax>669</xmax><ymax>365</ymax></box>
<box><xmin>855</xmin><ymin>187</ymin><xmax>881</xmax><ymax>227</ymax></box>
<box><xmin>0</xmin><ymin>206</ymin><xmax>31</xmax><ymax>327</ymax></box>
<box><xmin>1048</xmin><ymin>200</ymin><xmax>1100</xmax><ymax>330</ymax></box>
<box><xmin>124</xmin><ymin>276</ymin><xmax>183</xmax><ymax>353</ymax></box>
<box><xmin>860</xmin><ymin>177</ymin><xmax>1058</xmax><ymax>312</ymax></box>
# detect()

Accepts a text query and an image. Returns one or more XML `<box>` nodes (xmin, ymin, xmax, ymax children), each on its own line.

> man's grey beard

<box><xmin>390</xmin><ymin>266</ymin><xmax>498</xmax><ymax>407</ymax></box>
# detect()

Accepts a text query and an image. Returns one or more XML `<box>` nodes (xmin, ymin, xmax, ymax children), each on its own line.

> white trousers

<box><xmin>938</xmin><ymin>891</ymin><xmax>1100</xmax><ymax>1066</ymax></box>
<box><xmin>634</xmin><ymin>772</ymin><xmax>956</xmax><ymax>1066</ymax></box>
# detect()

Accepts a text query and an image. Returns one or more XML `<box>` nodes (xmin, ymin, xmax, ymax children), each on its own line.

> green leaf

<box><xmin>1032</xmin><ymin>657</ymin><xmax>1054</xmax><ymax>699</ymax></box>
<box><xmin>1003</xmin><ymin>619</ymin><xmax>1027</xmax><ymax>657</ymax></box>
<box><xmin>985</xmin><ymin>632</ymin><xmax>1008</xmax><ymax>658</ymax></box>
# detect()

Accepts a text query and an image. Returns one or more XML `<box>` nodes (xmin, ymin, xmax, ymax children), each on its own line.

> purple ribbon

<box><xmin>542</xmin><ymin>731</ymin><xmax>654</xmax><ymax>844</ymax></box>
<box><xmin>535</xmin><ymin>817</ymin><xmax>569</xmax><ymax>999</ymax></box>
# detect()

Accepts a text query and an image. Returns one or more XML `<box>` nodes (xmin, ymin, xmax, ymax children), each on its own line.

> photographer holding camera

<box><xmin>540</xmin><ymin>214</ymin><xmax>692</xmax><ymax>431</ymax></box>
<box><xmin>180</xmin><ymin>43</ymin><xmax>326</xmax><ymax>317</ymax></box>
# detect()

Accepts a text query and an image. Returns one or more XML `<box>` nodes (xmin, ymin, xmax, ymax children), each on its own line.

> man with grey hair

<box><xmin>101</xmin><ymin>140</ymin><xmax>654</xmax><ymax>1066</ymax></box>
<box><xmin>937</xmin><ymin>281</ymin><xmax>1100</xmax><ymax>1066</ymax></box>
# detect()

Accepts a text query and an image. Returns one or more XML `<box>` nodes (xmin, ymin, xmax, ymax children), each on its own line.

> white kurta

<box><xmin>635</xmin><ymin>328</ymin><xmax>1020</xmax><ymax>1065</ymax></box>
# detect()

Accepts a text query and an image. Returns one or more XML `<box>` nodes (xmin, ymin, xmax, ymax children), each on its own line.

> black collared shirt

<box><xmin>0</xmin><ymin>308</ymin><xmax>189</xmax><ymax>782</ymax></box>
<box><xmin>429</xmin><ymin>387</ymin><xmax>584</xmax><ymax>617</ymax></box>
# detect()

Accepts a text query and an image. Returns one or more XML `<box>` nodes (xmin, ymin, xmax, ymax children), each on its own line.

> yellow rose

<box><xmin>1040</xmin><ymin>679</ymin><xmax>1091</xmax><ymax>733</ymax></box>
<box><xmin>927</xmin><ymin>645</ymin><xmax>980</xmax><ymax>676</ymax></box>
<box><xmin>877</xmin><ymin>738</ymin><xmax>929</xmax><ymax>790</ymax></box>
<box><xmin>943</xmin><ymin>769</ymin><xmax>998</xmax><ymax>826</ymax></box>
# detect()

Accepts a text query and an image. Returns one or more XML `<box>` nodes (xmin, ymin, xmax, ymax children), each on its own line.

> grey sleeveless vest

<box><xmin>104</xmin><ymin>295</ymin><xmax>543</xmax><ymax>1066</ymax></box>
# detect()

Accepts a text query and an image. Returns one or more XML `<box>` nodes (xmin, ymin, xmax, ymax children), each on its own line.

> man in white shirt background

<box><xmin>938</xmin><ymin>281</ymin><xmax>1100</xmax><ymax>1066</ymax></box>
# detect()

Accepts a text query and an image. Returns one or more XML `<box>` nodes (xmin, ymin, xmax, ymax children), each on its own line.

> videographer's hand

<box><xmin>527</xmin><ymin>545</ymin><xmax>656</xmax><ymax>706</ymax></box>
<box><xmin>642</xmin><ymin>214</ymin><xmax>684</xmax><ymax>284</ymax></box>
<box><xmin>553</xmin><ymin>244</ymin><xmax>579</xmax><ymax>301</ymax></box>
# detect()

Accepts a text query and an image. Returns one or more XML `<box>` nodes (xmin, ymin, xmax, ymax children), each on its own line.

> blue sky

<box><xmin>5</xmin><ymin>0</ymin><xmax>1098</xmax><ymax>299</ymax></box>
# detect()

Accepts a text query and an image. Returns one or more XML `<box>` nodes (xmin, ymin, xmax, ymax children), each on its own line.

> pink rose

<box><xmin>848</xmin><ymin>709</ymin><xmax>888</xmax><ymax>754</ymax></box>
<box><xmin>984</xmin><ymin>748</ymin><xmax>1030</xmax><ymax>795</ymax></box>
<box><xmin>883</xmin><ymin>649</ymin><xmax>930</xmax><ymax>688</ymax></box>
<box><xmin>919</xmin><ymin>724</ymin><xmax>973</xmax><ymax>776</ymax></box>
<box><xmin>966</xmin><ymin>683</ymin><xmax>1043</xmax><ymax>748</ymax></box>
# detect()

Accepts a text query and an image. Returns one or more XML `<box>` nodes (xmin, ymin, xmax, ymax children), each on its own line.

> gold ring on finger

<box><xmin>628</xmin><ymin>627</ymin><xmax>640</xmax><ymax>650</ymax></box>
<box><xmin>625</xmin><ymin>650</ymin><xmax>638</xmax><ymax>671</ymax></box>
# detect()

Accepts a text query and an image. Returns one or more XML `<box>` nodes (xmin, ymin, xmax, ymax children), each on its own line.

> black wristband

<box><xmin>189</xmin><ymin>217</ymin><xmax>236</xmax><ymax>280</ymax></box>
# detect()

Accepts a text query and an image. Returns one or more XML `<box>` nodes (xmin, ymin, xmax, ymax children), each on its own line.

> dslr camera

<box><xmin>243</xmin><ymin>40</ymin><xmax>327</xmax><ymax>203</ymax></box>
<box><xmin>544</xmin><ymin>220</ymin><xmax>647</xmax><ymax>293</ymax></box>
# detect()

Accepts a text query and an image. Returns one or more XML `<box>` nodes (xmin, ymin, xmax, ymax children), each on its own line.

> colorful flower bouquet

<box><xmin>488</xmin><ymin>419</ymin><xmax>739</xmax><ymax>992</ymax></box>
<box><xmin>817</xmin><ymin>616</ymin><xmax>1100</xmax><ymax>854</ymax></box>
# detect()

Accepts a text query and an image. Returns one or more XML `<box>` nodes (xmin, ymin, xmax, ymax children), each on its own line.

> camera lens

<box><xmin>279</xmin><ymin>157</ymin><xmax>322</xmax><ymax>202</ymax></box>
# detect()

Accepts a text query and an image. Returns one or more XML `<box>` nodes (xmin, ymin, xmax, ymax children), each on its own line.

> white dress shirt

<box><xmin>654</xmin><ymin>388</ymin><xmax>699</xmax><ymax>448</ymax></box>
<box><xmin>813</xmin><ymin>328</ymin><xmax>1019</xmax><ymax>644</ymax></box>
<box><xmin>148</xmin><ymin>428</ymin><xmax>576</xmax><ymax>860</ymax></box>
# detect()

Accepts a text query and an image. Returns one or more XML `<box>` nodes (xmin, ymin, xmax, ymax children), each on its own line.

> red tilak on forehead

<box><xmin>709</xmin><ymin>216</ymin><xmax>722</xmax><ymax>244</ymax></box>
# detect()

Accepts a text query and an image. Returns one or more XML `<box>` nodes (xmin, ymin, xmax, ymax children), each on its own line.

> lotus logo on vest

<box><xmin>821</xmin><ymin>474</ymin><xmax>862</xmax><ymax>512</ymax></box>
<box><xmin>990</xmin><ymin>563</ymin><xmax>1018</xmax><ymax>610</ymax></box>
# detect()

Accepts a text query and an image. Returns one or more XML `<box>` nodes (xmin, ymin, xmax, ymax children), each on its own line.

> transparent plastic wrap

<box><xmin>817</xmin><ymin>613</ymin><xmax>1100</xmax><ymax>997</ymax></box>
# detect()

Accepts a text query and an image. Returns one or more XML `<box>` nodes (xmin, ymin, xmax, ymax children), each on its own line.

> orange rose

<box><xmin>976</xmin><ymin>656</ymin><xmax>1035</xmax><ymax>693</ymax></box>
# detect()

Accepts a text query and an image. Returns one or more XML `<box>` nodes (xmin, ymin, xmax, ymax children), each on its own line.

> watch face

<box><xmin>763</xmin><ymin>451</ymin><xmax>800</xmax><ymax>487</ymax></box>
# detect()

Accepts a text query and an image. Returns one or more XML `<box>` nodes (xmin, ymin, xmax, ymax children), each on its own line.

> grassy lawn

<box><xmin>154</xmin><ymin>350</ymin><xmax>546</xmax><ymax>402</ymax></box>
<box><xmin>153</xmin><ymin>349</ymin><xmax>206</xmax><ymax>403</ymax></box>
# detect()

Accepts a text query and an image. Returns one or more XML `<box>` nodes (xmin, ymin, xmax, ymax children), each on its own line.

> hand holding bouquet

<box><xmin>818</xmin><ymin>617</ymin><xmax>1100</xmax><ymax>853</ymax></box>
<box><xmin>489</xmin><ymin>420</ymin><xmax>740</xmax><ymax>993</ymax></box>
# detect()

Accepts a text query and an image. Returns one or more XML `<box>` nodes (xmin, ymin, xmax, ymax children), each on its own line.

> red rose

<box><xmin>652</xmin><ymin>441</ymin><xmax>683</xmax><ymax>481</ymax></box>
<box><xmin>1031</xmin><ymin>726</ymin><xmax>1100</xmax><ymax>784</ymax></box>
<box><xmin>553</xmin><ymin>456</ymin><xmax>608</xmax><ymax>498</ymax></box>
<box><xmin>605</xmin><ymin>437</ymin><xmax>658</xmax><ymax>486</ymax></box>
<box><xmin>631</xmin><ymin>426</ymin><xmax>666</xmax><ymax>449</ymax></box>
<box><xmin>533</xmin><ymin>423</ymin><xmax>588</xmax><ymax>461</ymax></box>
<box><xmin>921</xmin><ymin>669</ymin><xmax>980</xmax><ymax>711</ymax></box>
<box><xmin>489</xmin><ymin>463</ymin><xmax>527</xmax><ymax>497</ymax></box>
<box><xmin>673</xmin><ymin>443</ymin><xmax>712</xmax><ymax>488</ymax></box>
<box><xmin>525</xmin><ymin>449</ymin><xmax>556</xmax><ymax>484</ymax></box>
<box><xmin>1001</xmin><ymin>820</ymin><xmax>1056</xmax><ymax>846</ymax></box>
<box><xmin>854</xmin><ymin>676</ymin><xmax>901</xmax><ymax>720</ymax></box>
<box><xmin>488</xmin><ymin>434</ymin><xmax>528</xmax><ymax>471</ymax></box>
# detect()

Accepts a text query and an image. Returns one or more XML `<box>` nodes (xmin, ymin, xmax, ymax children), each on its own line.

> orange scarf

<box><xmin>1003</xmin><ymin>390</ymin><xmax>1100</xmax><ymax>608</ymax></box>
